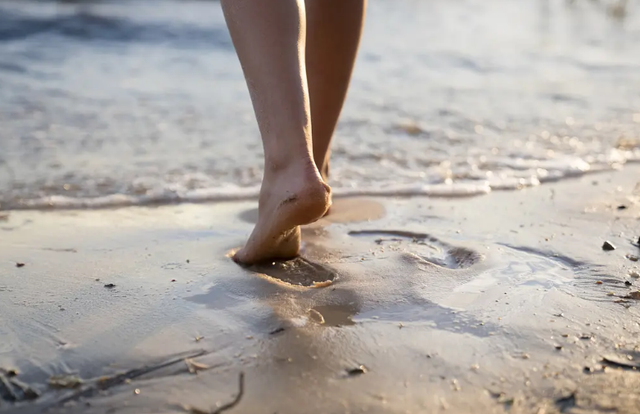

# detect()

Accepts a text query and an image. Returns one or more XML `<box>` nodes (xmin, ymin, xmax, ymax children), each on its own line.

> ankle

<box><xmin>265</xmin><ymin>153</ymin><xmax>319</xmax><ymax>179</ymax></box>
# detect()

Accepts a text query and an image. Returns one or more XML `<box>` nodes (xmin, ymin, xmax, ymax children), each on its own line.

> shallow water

<box><xmin>1</xmin><ymin>0</ymin><xmax>639</xmax><ymax>210</ymax></box>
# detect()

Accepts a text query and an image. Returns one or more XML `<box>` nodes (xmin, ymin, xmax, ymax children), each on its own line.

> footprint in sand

<box><xmin>236</xmin><ymin>199</ymin><xmax>385</xmax><ymax>288</ymax></box>
<box><xmin>349</xmin><ymin>230</ymin><xmax>481</xmax><ymax>269</ymax></box>
<box><xmin>237</xmin><ymin>229</ymin><xmax>479</xmax><ymax>288</ymax></box>
<box><xmin>246</xmin><ymin>257</ymin><xmax>338</xmax><ymax>288</ymax></box>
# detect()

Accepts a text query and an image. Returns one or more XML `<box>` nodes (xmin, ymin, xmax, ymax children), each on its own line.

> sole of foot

<box><xmin>233</xmin><ymin>162</ymin><xmax>331</xmax><ymax>265</ymax></box>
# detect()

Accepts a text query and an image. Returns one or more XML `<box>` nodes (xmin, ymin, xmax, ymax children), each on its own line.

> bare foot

<box><xmin>233</xmin><ymin>160</ymin><xmax>331</xmax><ymax>265</ymax></box>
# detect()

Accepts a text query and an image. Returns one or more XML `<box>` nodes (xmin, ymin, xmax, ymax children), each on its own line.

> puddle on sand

<box><xmin>310</xmin><ymin>304</ymin><xmax>358</xmax><ymax>327</ymax></box>
<box><xmin>349</xmin><ymin>230</ymin><xmax>481</xmax><ymax>269</ymax></box>
<box><xmin>437</xmin><ymin>244</ymin><xmax>577</xmax><ymax>310</ymax></box>
<box><xmin>248</xmin><ymin>257</ymin><xmax>337</xmax><ymax>288</ymax></box>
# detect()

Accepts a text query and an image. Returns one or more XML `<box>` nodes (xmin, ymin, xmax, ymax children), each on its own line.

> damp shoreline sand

<box><xmin>1</xmin><ymin>165</ymin><xmax>640</xmax><ymax>414</ymax></box>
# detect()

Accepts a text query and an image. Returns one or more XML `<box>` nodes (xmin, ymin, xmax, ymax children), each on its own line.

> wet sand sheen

<box><xmin>1</xmin><ymin>166</ymin><xmax>640</xmax><ymax>413</ymax></box>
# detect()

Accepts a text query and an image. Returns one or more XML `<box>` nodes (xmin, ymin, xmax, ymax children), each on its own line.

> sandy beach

<box><xmin>1</xmin><ymin>2</ymin><xmax>640</xmax><ymax>412</ymax></box>
<box><xmin>1</xmin><ymin>165</ymin><xmax>639</xmax><ymax>414</ymax></box>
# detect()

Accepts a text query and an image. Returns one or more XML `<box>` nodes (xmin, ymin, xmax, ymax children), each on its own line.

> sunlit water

<box><xmin>1</xmin><ymin>0</ymin><xmax>639</xmax><ymax>210</ymax></box>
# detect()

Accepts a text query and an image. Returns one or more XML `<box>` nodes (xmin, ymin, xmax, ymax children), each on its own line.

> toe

<box><xmin>232</xmin><ymin>248</ymin><xmax>249</xmax><ymax>264</ymax></box>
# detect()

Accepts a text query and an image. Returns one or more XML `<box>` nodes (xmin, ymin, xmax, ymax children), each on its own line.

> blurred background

<box><xmin>0</xmin><ymin>0</ymin><xmax>639</xmax><ymax>210</ymax></box>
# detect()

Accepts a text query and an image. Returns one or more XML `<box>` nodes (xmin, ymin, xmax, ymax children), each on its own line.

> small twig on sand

<box><xmin>52</xmin><ymin>349</ymin><xmax>208</xmax><ymax>408</ymax></box>
<box><xmin>212</xmin><ymin>372</ymin><xmax>245</xmax><ymax>414</ymax></box>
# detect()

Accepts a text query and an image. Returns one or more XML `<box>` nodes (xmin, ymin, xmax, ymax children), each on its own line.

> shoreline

<box><xmin>1</xmin><ymin>166</ymin><xmax>640</xmax><ymax>414</ymax></box>
<box><xmin>4</xmin><ymin>162</ymin><xmax>640</xmax><ymax>213</ymax></box>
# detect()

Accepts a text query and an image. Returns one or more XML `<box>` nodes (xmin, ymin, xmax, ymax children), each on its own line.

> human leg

<box><xmin>222</xmin><ymin>0</ymin><xmax>331</xmax><ymax>264</ymax></box>
<box><xmin>305</xmin><ymin>0</ymin><xmax>367</xmax><ymax>180</ymax></box>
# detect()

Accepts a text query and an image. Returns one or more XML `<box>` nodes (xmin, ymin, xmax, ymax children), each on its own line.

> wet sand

<box><xmin>2</xmin><ymin>166</ymin><xmax>640</xmax><ymax>414</ymax></box>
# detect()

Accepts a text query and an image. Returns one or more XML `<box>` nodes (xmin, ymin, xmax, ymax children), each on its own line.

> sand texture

<box><xmin>2</xmin><ymin>167</ymin><xmax>640</xmax><ymax>414</ymax></box>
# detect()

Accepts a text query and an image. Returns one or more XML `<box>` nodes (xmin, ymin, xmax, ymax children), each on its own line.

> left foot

<box><xmin>319</xmin><ymin>161</ymin><xmax>332</xmax><ymax>216</ymax></box>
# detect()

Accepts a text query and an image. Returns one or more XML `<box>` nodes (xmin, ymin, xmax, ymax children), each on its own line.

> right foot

<box><xmin>233</xmin><ymin>161</ymin><xmax>331</xmax><ymax>265</ymax></box>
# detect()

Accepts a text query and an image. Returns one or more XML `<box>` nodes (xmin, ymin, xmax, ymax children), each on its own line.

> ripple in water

<box><xmin>0</xmin><ymin>0</ymin><xmax>639</xmax><ymax>210</ymax></box>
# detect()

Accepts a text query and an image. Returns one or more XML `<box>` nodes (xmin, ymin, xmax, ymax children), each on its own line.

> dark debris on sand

<box><xmin>103</xmin><ymin>283</ymin><xmax>116</xmax><ymax>288</ymax></box>
<box><xmin>555</xmin><ymin>392</ymin><xmax>577</xmax><ymax>411</ymax></box>
<box><xmin>183</xmin><ymin>372</ymin><xmax>245</xmax><ymax>414</ymax></box>
<box><xmin>602</xmin><ymin>241</ymin><xmax>616</xmax><ymax>251</ymax></box>
<box><xmin>347</xmin><ymin>365</ymin><xmax>368</xmax><ymax>376</ymax></box>
<box><xmin>48</xmin><ymin>374</ymin><xmax>83</xmax><ymax>389</ymax></box>
<box><xmin>46</xmin><ymin>350</ymin><xmax>209</xmax><ymax>409</ymax></box>
<box><xmin>624</xmin><ymin>291</ymin><xmax>640</xmax><ymax>300</ymax></box>
<box><xmin>0</xmin><ymin>368</ymin><xmax>39</xmax><ymax>403</ymax></box>
<box><xmin>489</xmin><ymin>391</ymin><xmax>515</xmax><ymax>408</ymax></box>
<box><xmin>15</xmin><ymin>262</ymin><xmax>25</xmax><ymax>268</ymax></box>
<box><xmin>602</xmin><ymin>355</ymin><xmax>640</xmax><ymax>369</ymax></box>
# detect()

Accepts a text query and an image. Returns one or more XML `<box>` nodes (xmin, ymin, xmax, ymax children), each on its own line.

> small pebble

<box><xmin>104</xmin><ymin>283</ymin><xmax>116</xmax><ymax>288</ymax></box>
<box><xmin>630</xmin><ymin>270</ymin><xmax>640</xmax><ymax>278</ymax></box>
<box><xmin>171</xmin><ymin>279</ymin><xmax>176</xmax><ymax>282</ymax></box>
<box><xmin>134</xmin><ymin>389</ymin><xmax>140</xmax><ymax>395</ymax></box>
<box><xmin>347</xmin><ymin>365</ymin><xmax>367</xmax><ymax>376</ymax></box>
<box><xmin>625</xmin><ymin>281</ymin><xmax>633</xmax><ymax>286</ymax></box>
<box><xmin>602</xmin><ymin>241</ymin><xmax>616</xmax><ymax>251</ymax></box>
<box><xmin>16</xmin><ymin>262</ymin><xmax>25</xmax><ymax>268</ymax></box>
<box><xmin>627</xmin><ymin>291</ymin><xmax>640</xmax><ymax>299</ymax></box>
<box><xmin>627</xmin><ymin>255</ymin><xmax>639</xmax><ymax>262</ymax></box>
<box><xmin>596</xmin><ymin>281</ymin><xmax>603</xmax><ymax>285</ymax></box>
<box><xmin>617</xmin><ymin>205</ymin><xmax>628</xmax><ymax>210</ymax></box>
